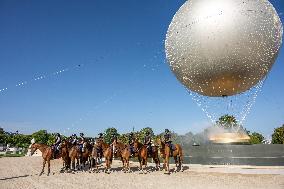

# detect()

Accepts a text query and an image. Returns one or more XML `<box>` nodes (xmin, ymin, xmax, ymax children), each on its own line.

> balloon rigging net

<box><xmin>187</xmin><ymin>77</ymin><xmax>265</xmax><ymax>129</ymax></box>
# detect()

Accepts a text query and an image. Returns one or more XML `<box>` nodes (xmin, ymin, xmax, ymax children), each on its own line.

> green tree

<box><xmin>47</xmin><ymin>134</ymin><xmax>55</xmax><ymax>146</ymax></box>
<box><xmin>216</xmin><ymin>114</ymin><xmax>238</xmax><ymax>131</ymax></box>
<box><xmin>272</xmin><ymin>125</ymin><xmax>284</xmax><ymax>144</ymax></box>
<box><xmin>0</xmin><ymin>127</ymin><xmax>4</xmax><ymax>134</ymax></box>
<box><xmin>138</xmin><ymin>127</ymin><xmax>154</xmax><ymax>142</ymax></box>
<box><xmin>0</xmin><ymin>128</ymin><xmax>8</xmax><ymax>144</ymax></box>
<box><xmin>118</xmin><ymin>133</ymin><xmax>129</xmax><ymax>144</ymax></box>
<box><xmin>31</xmin><ymin>130</ymin><xmax>50</xmax><ymax>144</ymax></box>
<box><xmin>103</xmin><ymin>127</ymin><xmax>119</xmax><ymax>144</ymax></box>
<box><xmin>249</xmin><ymin>132</ymin><xmax>264</xmax><ymax>144</ymax></box>
<box><xmin>13</xmin><ymin>134</ymin><xmax>32</xmax><ymax>148</ymax></box>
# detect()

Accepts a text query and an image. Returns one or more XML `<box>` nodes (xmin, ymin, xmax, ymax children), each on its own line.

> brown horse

<box><xmin>113</xmin><ymin>141</ymin><xmax>131</xmax><ymax>173</ymax></box>
<box><xmin>30</xmin><ymin>143</ymin><xmax>59</xmax><ymax>176</ymax></box>
<box><xmin>60</xmin><ymin>140</ymin><xmax>71</xmax><ymax>172</ymax></box>
<box><xmin>79</xmin><ymin>142</ymin><xmax>93</xmax><ymax>171</ymax></box>
<box><xmin>68</xmin><ymin>143</ymin><xmax>81</xmax><ymax>172</ymax></box>
<box><xmin>133</xmin><ymin>140</ymin><xmax>160</xmax><ymax>173</ymax></box>
<box><xmin>89</xmin><ymin>143</ymin><xmax>100</xmax><ymax>173</ymax></box>
<box><xmin>157</xmin><ymin>138</ymin><xmax>184</xmax><ymax>174</ymax></box>
<box><xmin>96</xmin><ymin>139</ymin><xmax>113</xmax><ymax>174</ymax></box>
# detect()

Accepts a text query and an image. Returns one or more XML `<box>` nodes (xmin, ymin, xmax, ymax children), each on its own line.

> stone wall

<box><xmin>182</xmin><ymin>144</ymin><xmax>284</xmax><ymax>165</ymax></box>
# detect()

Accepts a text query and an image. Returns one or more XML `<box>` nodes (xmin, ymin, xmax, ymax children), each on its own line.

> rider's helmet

<box><xmin>56</xmin><ymin>133</ymin><xmax>60</xmax><ymax>137</ymax></box>
<box><xmin>98</xmin><ymin>133</ymin><xmax>103</xmax><ymax>137</ymax></box>
<box><xmin>145</xmin><ymin>130</ymin><xmax>150</xmax><ymax>135</ymax></box>
<box><xmin>80</xmin><ymin>133</ymin><xmax>84</xmax><ymax>137</ymax></box>
<box><xmin>72</xmin><ymin>134</ymin><xmax>77</xmax><ymax>137</ymax></box>
<box><xmin>165</xmin><ymin>129</ymin><xmax>170</xmax><ymax>133</ymax></box>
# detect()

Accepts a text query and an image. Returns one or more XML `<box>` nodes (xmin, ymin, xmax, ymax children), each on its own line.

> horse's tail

<box><xmin>177</xmin><ymin>144</ymin><xmax>183</xmax><ymax>166</ymax></box>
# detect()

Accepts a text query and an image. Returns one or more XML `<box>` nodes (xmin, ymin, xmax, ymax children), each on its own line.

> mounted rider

<box><xmin>143</xmin><ymin>131</ymin><xmax>152</xmax><ymax>154</ymax></box>
<box><xmin>128</xmin><ymin>132</ymin><xmax>135</xmax><ymax>156</ymax></box>
<box><xmin>98</xmin><ymin>133</ymin><xmax>104</xmax><ymax>142</ymax></box>
<box><xmin>164</xmin><ymin>129</ymin><xmax>175</xmax><ymax>155</ymax></box>
<box><xmin>53</xmin><ymin>133</ymin><xmax>61</xmax><ymax>159</ymax></box>
<box><xmin>70</xmin><ymin>134</ymin><xmax>78</xmax><ymax>145</ymax></box>
<box><xmin>79</xmin><ymin>133</ymin><xmax>86</xmax><ymax>153</ymax></box>
<box><xmin>96</xmin><ymin>133</ymin><xmax>104</xmax><ymax>158</ymax></box>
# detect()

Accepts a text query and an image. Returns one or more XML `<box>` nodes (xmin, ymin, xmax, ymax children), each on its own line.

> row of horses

<box><xmin>30</xmin><ymin>138</ymin><xmax>184</xmax><ymax>176</ymax></box>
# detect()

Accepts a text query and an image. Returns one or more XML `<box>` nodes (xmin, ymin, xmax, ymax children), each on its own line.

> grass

<box><xmin>0</xmin><ymin>153</ymin><xmax>25</xmax><ymax>158</ymax></box>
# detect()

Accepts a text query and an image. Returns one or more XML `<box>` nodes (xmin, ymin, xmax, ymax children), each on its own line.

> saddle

<box><xmin>165</xmin><ymin>143</ymin><xmax>176</xmax><ymax>155</ymax></box>
<box><xmin>145</xmin><ymin>144</ymin><xmax>153</xmax><ymax>155</ymax></box>
<box><xmin>51</xmin><ymin>145</ymin><xmax>60</xmax><ymax>159</ymax></box>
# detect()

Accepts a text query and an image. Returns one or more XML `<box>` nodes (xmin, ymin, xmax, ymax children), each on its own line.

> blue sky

<box><xmin>0</xmin><ymin>0</ymin><xmax>283</xmax><ymax>138</ymax></box>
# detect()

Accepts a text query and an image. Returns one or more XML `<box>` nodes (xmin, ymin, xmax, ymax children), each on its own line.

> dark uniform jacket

<box><xmin>164</xmin><ymin>133</ymin><xmax>171</xmax><ymax>143</ymax></box>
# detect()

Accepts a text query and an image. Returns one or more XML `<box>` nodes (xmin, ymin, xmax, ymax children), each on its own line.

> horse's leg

<box><xmin>105</xmin><ymin>158</ymin><xmax>110</xmax><ymax>174</ymax></box>
<box><xmin>174</xmin><ymin>155</ymin><xmax>178</xmax><ymax>172</ymax></box>
<box><xmin>157</xmin><ymin>154</ymin><xmax>161</xmax><ymax>171</ymax></box>
<box><xmin>127</xmin><ymin>158</ymin><xmax>130</xmax><ymax>173</ymax></box>
<box><xmin>144</xmin><ymin>158</ymin><xmax>149</xmax><ymax>174</ymax></box>
<box><xmin>76</xmin><ymin>157</ymin><xmax>80</xmax><ymax>171</ymax></box>
<box><xmin>153</xmin><ymin>157</ymin><xmax>160</xmax><ymax>171</ymax></box>
<box><xmin>108</xmin><ymin>158</ymin><xmax>111</xmax><ymax>174</ymax></box>
<box><xmin>89</xmin><ymin>157</ymin><xmax>92</xmax><ymax>172</ymax></box>
<box><xmin>104</xmin><ymin>159</ymin><xmax>108</xmax><ymax>173</ymax></box>
<box><xmin>180</xmin><ymin>153</ymin><xmax>184</xmax><ymax>172</ymax></box>
<box><xmin>162</xmin><ymin>157</ymin><xmax>166</xmax><ymax>171</ymax></box>
<box><xmin>138</xmin><ymin>156</ymin><xmax>143</xmax><ymax>172</ymax></box>
<box><xmin>47</xmin><ymin>159</ymin><xmax>51</xmax><ymax>176</ymax></box>
<box><xmin>39</xmin><ymin>159</ymin><xmax>46</xmax><ymax>176</ymax></box>
<box><xmin>70</xmin><ymin>158</ymin><xmax>75</xmax><ymax>173</ymax></box>
<box><xmin>166</xmin><ymin>156</ymin><xmax>170</xmax><ymax>174</ymax></box>
<box><xmin>80</xmin><ymin>156</ymin><xmax>83</xmax><ymax>171</ymax></box>
<box><xmin>164</xmin><ymin>156</ymin><xmax>170</xmax><ymax>174</ymax></box>
<box><xmin>96</xmin><ymin>158</ymin><xmax>99</xmax><ymax>173</ymax></box>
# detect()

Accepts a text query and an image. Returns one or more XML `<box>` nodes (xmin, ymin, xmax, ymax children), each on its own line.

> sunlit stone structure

<box><xmin>209</xmin><ymin>132</ymin><xmax>250</xmax><ymax>144</ymax></box>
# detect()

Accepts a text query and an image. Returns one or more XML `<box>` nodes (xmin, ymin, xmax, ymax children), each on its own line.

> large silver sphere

<box><xmin>165</xmin><ymin>0</ymin><xmax>283</xmax><ymax>97</ymax></box>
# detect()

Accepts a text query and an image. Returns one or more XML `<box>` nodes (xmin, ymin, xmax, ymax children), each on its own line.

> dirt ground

<box><xmin>0</xmin><ymin>156</ymin><xmax>284</xmax><ymax>189</ymax></box>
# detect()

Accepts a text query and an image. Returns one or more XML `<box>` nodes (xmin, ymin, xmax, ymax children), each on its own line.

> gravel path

<box><xmin>0</xmin><ymin>156</ymin><xmax>283</xmax><ymax>189</ymax></box>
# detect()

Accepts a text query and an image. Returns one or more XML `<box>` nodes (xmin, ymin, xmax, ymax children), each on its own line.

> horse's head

<box><xmin>133</xmin><ymin>139</ymin><xmax>141</xmax><ymax>152</ymax></box>
<box><xmin>60</xmin><ymin>140</ymin><xmax>68</xmax><ymax>149</ymax></box>
<box><xmin>156</xmin><ymin>137</ymin><xmax>165</xmax><ymax>149</ymax></box>
<box><xmin>96</xmin><ymin>138</ymin><xmax>103</xmax><ymax>148</ymax></box>
<box><xmin>30</xmin><ymin>143</ymin><xmax>38</xmax><ymax>156</ymax></box>
<box><xmin>113</xmin><ymin>141</ymin><xmax>125</xmax><ymax>153</ymax></box>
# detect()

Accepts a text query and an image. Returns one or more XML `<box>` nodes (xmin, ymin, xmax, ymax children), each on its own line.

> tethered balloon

<box><xmin>165</xmin><ymin>0</ymin><xmax>283</xmax><ymax>97</ymax></box>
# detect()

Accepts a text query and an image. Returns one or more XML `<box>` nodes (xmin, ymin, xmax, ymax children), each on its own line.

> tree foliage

<box><xmin>216</xmin><ymin>114</ymin><xmax>239</xmax><ymax>131</ymax></box>
<box><xmin>272</xmin><ymin>125</ymin><xmax>284</xmax><ymax>144</ymax></box>
<box><xmin>118</xmin><ymin>133</ymin><xmax>129</xmax><ymax>144</ymax></box>
<box><xmin>103</xmin><ymin>127</ymin><xmax>119</xmax><ymax>144</ymax></box>
<box><xmin>249</xmin><ymin>132</ymin><xmax>264</xmax><ymax>144</ymax></box>
<box><xmin>31</xmin><ymin>130</ymin><xmax>50</xmax><ymax>144</ymax></box>
<box><xmin>137</xmin><ymin>127</ymin><xmax>154</xmax><ymax>142</ymax></box>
